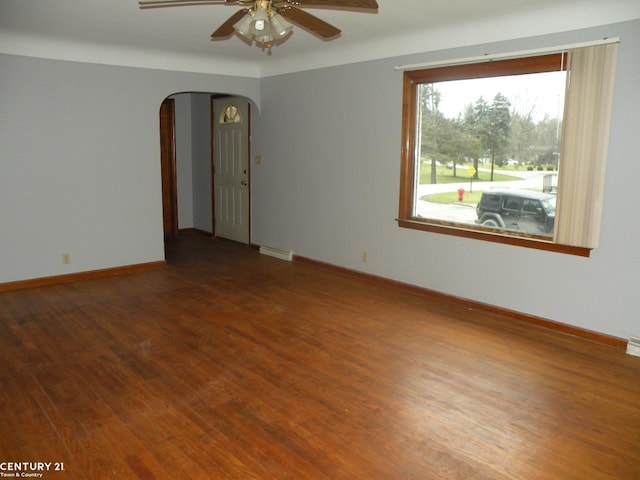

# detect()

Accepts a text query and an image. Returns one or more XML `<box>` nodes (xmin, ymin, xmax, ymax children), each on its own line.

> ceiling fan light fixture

<box><xmin>256</xmin><ymin>33</ymin><xmax>274</xmax><ymax>45</ymax></box>
<box><xmin>269</xmin><ymin>13</ymin><xmax>293</xmax><ymax>38</ymax></box>
<box><xmin>251</xmin><ymin>9</ymin><xmax>270</xmax><ymax>34</ymax></box>
<box><xmin>232</xmin><ymin>13</ymin><xmax>253</xmax><ymax>38</ymax></box>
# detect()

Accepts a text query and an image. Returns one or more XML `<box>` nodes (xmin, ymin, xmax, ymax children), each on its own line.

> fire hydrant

<box><xmin>457</xmin><ymin>188</ymin><xmax>465</xmax><ymax>201</ymax></box>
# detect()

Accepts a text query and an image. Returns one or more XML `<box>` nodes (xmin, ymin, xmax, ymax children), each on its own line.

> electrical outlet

<box><xmin>62</xmin><ymin>253</ymin><xmax>71</xmax><ymax>265</ymax></box>
<box><xmin>361</xmin><ymin>251</ymin><xmax>368</xmax><ymax>263</ymax></box>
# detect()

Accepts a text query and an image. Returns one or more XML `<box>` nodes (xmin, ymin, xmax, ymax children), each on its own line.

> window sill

<box><xmin>396</xmin><ymin>218</ymin><xmax>591</xmax><ymax>257</ymax></box>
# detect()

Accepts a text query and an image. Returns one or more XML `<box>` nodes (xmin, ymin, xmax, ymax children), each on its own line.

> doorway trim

<box><xmin>160</xmin><ymin>98</ymin><xmax>178</xmax><ymax>236</ymax></box>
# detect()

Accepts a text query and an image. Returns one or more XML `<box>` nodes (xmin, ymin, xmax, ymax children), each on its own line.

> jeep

<box><xmin>476</xmin><ymin>189</ymin><xmax>556</xmax><ymax>236</ymax></box>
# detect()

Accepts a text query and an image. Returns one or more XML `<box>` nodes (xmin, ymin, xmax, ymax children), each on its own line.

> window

<box><xmin>220</xmin><ymin>104</ymin><xmax>242</xmax><ymax>124</ymax></box>
<box><xmin>398</xmin><ymin>44</ymin><xmax>618</xmax><ymax>256</ymax></box>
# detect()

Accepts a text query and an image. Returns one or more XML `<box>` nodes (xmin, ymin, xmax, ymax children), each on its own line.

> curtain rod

<box><xmin>393</xmin><ymin>37</ymin><xmax>620</xmax><ymax>72</ymax></box>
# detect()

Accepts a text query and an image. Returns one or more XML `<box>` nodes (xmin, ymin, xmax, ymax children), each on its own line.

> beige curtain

<box><xmin>554</xmin><ymin>43</ymin><xmax>618</xmax><ymax>248</ymax></box>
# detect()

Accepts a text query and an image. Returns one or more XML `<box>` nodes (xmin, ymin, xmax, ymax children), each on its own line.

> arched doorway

<box><xmin>159</xmin><ymin>93</ymin><xmax>252</xmax><ymax>245</ymax></box>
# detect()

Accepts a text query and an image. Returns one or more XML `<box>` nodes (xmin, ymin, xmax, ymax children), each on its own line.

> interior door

<box><xmin>213</xmin><ymin>97</ymin><xmax>250</xmax><ymax>244</ymax></box>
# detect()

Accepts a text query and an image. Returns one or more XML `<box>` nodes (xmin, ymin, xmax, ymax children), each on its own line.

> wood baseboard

<box><xmin>293</xmin><ymin>254</ymin><xmax>627</xmax><ymax>350</ymax></box>
<box><xmin>0</xmin><ymin>261</ymin><xmax>166</xmax><ymax>292</ymax></box>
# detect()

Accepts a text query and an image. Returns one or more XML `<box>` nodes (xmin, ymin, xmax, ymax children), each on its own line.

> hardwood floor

<box><xmin>1</xmin><ymin>234</ymin><xmax>639</xmax><ymax>479</ymax></box>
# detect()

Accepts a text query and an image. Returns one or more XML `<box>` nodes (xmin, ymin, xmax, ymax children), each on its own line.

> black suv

<box><xmin>476</xmin><ymin>189</ymin><xmax>556</xmax><ymax>236</ymax></box>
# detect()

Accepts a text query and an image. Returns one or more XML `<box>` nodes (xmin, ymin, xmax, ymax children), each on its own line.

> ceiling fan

<box><xmin>139</xmin><ymin>0</ymin><xmax>379</xmax><ymax>49</ymax></box>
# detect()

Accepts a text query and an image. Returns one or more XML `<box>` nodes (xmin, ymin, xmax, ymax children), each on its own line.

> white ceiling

<box><xmin>1</xmin><ymin>0</ymin><xmax>638</xmax><ymax>77</ymax></box>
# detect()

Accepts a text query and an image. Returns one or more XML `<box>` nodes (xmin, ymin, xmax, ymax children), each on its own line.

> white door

<box><xmin>213</xmin><ymin>97</ymin><xmax>250</xmax><ymax>243</ymax></box>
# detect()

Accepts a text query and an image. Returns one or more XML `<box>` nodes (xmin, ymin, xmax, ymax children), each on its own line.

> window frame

<box><xmin>398</xmin><ymin>53</ymin><xmax>590</xmax><ymax>257</ymax></box>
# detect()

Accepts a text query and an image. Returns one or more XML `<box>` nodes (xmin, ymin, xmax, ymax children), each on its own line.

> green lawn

<box><xmin>419</xmin><ymin>165</ymin><xmax>522</xmax><ymax>205</ymax></box>
<box><xmin>421</xmin><ymin>190</ymin><xmax>483</xmax><ymax>205</ymax></box>
<box><xmin>419</xmin><ymin>165</ymin><xmax>522</xmax><ymax>184</ymax></box>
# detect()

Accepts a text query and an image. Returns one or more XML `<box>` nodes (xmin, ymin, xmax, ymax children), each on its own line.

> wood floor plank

<box><xmin>0</xmin><ymin>234</ymin><xmax>638</xmax><ymax>479</ymax></box>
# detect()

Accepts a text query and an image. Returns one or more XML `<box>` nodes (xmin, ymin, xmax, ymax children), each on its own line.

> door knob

<box><xmin>241</xmin><ymin>180</ymin><xmax>248</xmax><ymax>186</ymax></box>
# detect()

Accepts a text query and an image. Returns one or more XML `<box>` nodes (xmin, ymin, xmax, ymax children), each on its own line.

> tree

<box><xmin>464</xmin><ymin>98</ymin><xmax>490</xmax><ymax>180</ymax></box>
<box><xmin>486</xmin><ymin>93</ymin><xmax>511</xmax><ymax>181</ymax></box>
<box><xmin>509</xmin><ymin>110</ymin><xmax>536</xmax><ymax>165</ymax></box>
<box><xmin>419</xmin><ymin>88</ymin><xmax>482</xmax><ymax>182</ymax></box>
<box><xmin>532</xmin><ymin>114</ymin><xmax>562</xmax><ymax>168</ymax></box>
<box><xmin>418</xmin><ymin>84</ymin><xmax>443</xmax><ymax>184</ymax></box>
<box><xmin>437</xmin><ymin>117</ymin><xmax>481</xmax><ymax>177</ymax></box>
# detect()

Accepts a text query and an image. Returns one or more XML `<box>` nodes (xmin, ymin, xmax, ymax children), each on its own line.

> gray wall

<box><xmin>173</xmin><ymin>93</ymin><xmax>194</xmax><ymax>229</ymax></box>
<box><xmin>191</xmin><ymin>93</ymin><xmax>213</xmax><ymax>233</ymax></box>
<box><xmin>0</xmin><ymin>54</ymin><xmax>259</xmax><ymax>281</ymax></box>
<box><xmin>171</xmin><ymin>92</ymin><xmax>213</xmax><ymax>233</ymax></box>
<box><xmin>252</xmin><ymin>19</ymin><xmax>640</xmax><ymax>340</ymax></box>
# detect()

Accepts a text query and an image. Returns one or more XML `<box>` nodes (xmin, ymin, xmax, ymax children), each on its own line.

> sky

<box><xmin>433</xmin><ymin>71</ymin><xmax>566</xmax><ymax>123</ymax></box>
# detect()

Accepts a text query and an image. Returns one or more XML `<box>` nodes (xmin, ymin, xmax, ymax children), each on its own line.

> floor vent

<box><xmin>627</xmin><ymin>336</ymin><xmax>640</xmax><ymax>357</ymax></box>
<box><xmin>259</xmin><ymin>246</ymin><xmax>293</xmax><ymax>261</ymax></box>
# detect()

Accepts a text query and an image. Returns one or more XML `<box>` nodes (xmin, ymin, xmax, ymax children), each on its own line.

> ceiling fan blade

<box><xmin>211</xmin><ymin>9</ymin><xmax>250</xmax><ymax>38</ymax></box>
<box><xmin>279</xmin><ymin>6</ymin><xmax>341</xmax><ymax>39</ymax></box>
<box><xmin>139</xmin><ymin>0</ymin><xmax>237</xmax><ymax>9</ymax></box>
<box><xmin>281</xmin><ymin>0</ymin><xmax>378</xmax><ymax>10</ymax></box>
